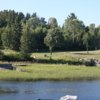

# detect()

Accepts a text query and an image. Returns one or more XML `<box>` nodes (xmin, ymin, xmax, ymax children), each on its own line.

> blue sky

<box><xmin>0</xmin><ymin>0</ymin><xmax>100</xmax><ymax>26</ymax></box>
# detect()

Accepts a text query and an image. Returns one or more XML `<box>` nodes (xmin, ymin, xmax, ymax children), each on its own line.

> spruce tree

<box><xmin>20</xmin><ymin>24</ymin><xmax>32</xmax><ymax>59</ymax></box>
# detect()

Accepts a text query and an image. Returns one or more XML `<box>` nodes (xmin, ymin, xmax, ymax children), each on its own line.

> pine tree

<box><xmin>1</xmin><ymin>25</ymin><xmax>12</xmax><ymax>49</ymax></box>
<box><xmin>20</xmin><ymin>24</ymin><xmax>32</xmax><ymax>59</ymax></box>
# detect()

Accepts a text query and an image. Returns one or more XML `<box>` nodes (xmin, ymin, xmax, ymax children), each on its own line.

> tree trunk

<box><xmin>49</xmin><ymin>47</ymin><xmax>52</xmax><ymax>60</ymax></box>
<box><xmin>86</xmin><ymin>42</ymin><xmax>89</xmax><ymax>54</ymax></box>
<box><xmin>73</xmin><ymin>32</ymin><xmax>74</xmax><ymax>42</ymax></box>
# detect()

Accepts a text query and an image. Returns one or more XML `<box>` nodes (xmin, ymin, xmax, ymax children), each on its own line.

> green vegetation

<box><xmin>31</xmin><ymin>51</ymin><xmax>100</xmax><ymax>65</ymax></box>
<box><xmin>0</xmin><ymin>50</ymin><xmax>100</xmax><ymax>64</ymax></box>
<box><xmin>0</xmin><ymin>64</ymin><xmax>100</xmax><ymax>81</ymax></box>
<box><xmin>0</xmin><ymin>10</ymin><xmax>100</xmax><ymax>54</ymax></box>
<box><xmin>0</xmin><ymin>10</ymin><xmax>100</xmax><ymax>81</ymax></box>
<box><xmin>44</xmin><ymin>28</ymin><xmax>63</xmax><ymax>59</ymax></box>
<box><xmin>0</xmin><ymin>51</ymin><xmax>99</xmax><ymax>81</ymax></box>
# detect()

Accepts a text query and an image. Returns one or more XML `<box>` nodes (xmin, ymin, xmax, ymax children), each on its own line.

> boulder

<box><xmin>60</xmin><ymin>95</ymin><xmax>77</xmax><ymax>100</ymax></box>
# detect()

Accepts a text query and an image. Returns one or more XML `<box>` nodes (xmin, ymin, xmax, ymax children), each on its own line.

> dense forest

<box><xmin>0</xmin><ymin>10</ymin><xmax>100</xmax><ymax>55</ymax></box>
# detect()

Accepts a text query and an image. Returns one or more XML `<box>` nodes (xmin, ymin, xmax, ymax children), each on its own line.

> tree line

<box><xmin>0</xmin><ymin>10</ymin><xmax>100</xmax><ymax>55</ymax></box>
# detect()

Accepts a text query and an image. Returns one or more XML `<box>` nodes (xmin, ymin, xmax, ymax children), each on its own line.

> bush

<box><xmin>3</xmin><ymin>53</ymin><xmax>33</xmax><ymax>61</ymax></box>
<box><xmin>0</xmin><ymin>50</ymin><xmax>4</xmax><ymax>60</ymax></box>
<box><xmin>84</xmin><ymin>59</ymin><xmax>96</xmax><ymax>66</ymax></box>
<box><xmin>19</xmin><ymin>53</ymin><xmax>32</xmax><ymax>61</ymax></box>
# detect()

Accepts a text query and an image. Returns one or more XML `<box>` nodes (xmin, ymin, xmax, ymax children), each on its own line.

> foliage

<box><xmin>84</xmin><ymin>59</ymin><xmax>96</xmax><ymax>66</ymax></box>
<box><xmin>0</xmin><ymin>10</ymin><xmax>100</xmax><ymax>53</ymax></box>
<box><xmin>0</xmin><ymin>50</ymin><xmax>4</xmax><ymax>60</ymax></box>
<box><xmin>10</xmin><ymin>19</ymin><xmax>22</xmax><ymax>51</ymax></box>
<box><xmin>48</xmin><ymin>17</ymin><xmax>58</xmax><ymax>28</ymax></box>
<box><xmin>82</xmin><ymin>27</ymin><xmax>89</xmax><ymax>53</ymax></box>
<box><xmin>20</xmin><ymin>23</ymin><xmax>33</xmax><ymax>54</ymax></box>
<box><xmin>44</xmin><ymin>28</ymin><xmax>63</xmax><ymax>59</ymax></box>
<box><xmin>1</xmin><ymin>25</ymin><xmax>12</xmax><ymax>49</ymax></box>
<box><xmin>3</xmin><ymin>53</ymin><xmax>32</xmax><ymax>61</ymax></box>
<box><xmin>63</xmin><ymin>13</ymin><xmax>85</xmax><ymax>50</ymax></box>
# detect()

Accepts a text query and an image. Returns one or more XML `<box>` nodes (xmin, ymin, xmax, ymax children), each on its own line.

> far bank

<box><xmin>0</xmin><ymin>64</ymin><xmax>100</xmax><ymax>81</ymax></box>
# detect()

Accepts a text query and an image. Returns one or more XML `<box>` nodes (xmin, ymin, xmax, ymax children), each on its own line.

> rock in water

<box><xmin>60</xmin><ymin>95</ymin><xmax>77</xmax><ymax>100</ymax></box>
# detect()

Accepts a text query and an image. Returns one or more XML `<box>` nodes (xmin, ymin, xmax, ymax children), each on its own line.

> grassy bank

<box><xmin>1</xmin><ymin>50</ymin><xmax>100</xmax><ymax>65</ymax></box>
<box><xmin>0</xmin><ymin>50</ymin><xmax>100</xmax><ymax>81</ymax></box>
<box><xmin>0</xmin><ymin>64</ymin><xmax>100</xmax><ymax>81</ymax></box>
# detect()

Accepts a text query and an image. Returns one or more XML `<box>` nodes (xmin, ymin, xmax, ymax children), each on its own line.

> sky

<box><xmin>0</xmin><ymin>0</ymin><xmax>100</xmax><ymax>26</ymax></box>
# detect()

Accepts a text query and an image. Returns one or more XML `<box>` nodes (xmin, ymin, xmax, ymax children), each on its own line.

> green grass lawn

<box><xmin>0</xmin><ymin>50</ymin><xmax>100</xmax><ymax>81</ymax></box>
<box><xmin>0</xmin><ymin>64</ymin><xmax>100</xmax><ymax>81</ymax></box>
<box><xmin>31</xmin><ymin>50</ymin><xmax>100</xmax><ymax>60</ymax></box>
<box><xmin>2</xmin><ymin>49</ymin><xmax>100</xmax><ymax>62</ymax></box>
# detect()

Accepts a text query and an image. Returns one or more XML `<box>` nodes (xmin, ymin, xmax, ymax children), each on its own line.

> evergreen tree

<box><xmin>82</xmin><ymin>27</ymin><xmax>89</xmax><ymax>54</ymax></box>
<box><xmin>32</xmin><ymin>26</ymin><xmax>47</xmax><ymax>50</ymax></box>
<box><xmin>10</xmin><ymin>18</ymin><xmax>22</xmax><ymax>51</ymax></box>
<box><xmin>20</xmin><ymin>23</ymin><xmax>32</xmax><ymax>58</ymax></box>
<box><xmin>88</xmin><ymin>24</ymin><xmax>96</xmax><ymax>50</ymax></box>
<box><xmin>1</xmin><ymin>25</ymin><xmax>12</xmax><ymax>49</ymax></box>
<box><xmin>96</xmin><ymin>25</ymin><xmax>100</xmax><ymax>49</ymax></box>
<box><xmin>0</xmin><ymin>28</ymin><xmax>4</xmax><ymax>48</ymax></box>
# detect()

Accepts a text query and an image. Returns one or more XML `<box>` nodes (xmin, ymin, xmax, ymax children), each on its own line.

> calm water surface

<box><xmin>0</xmin><ymin>80</ymin><xmax>100</xmax><ymax>100</ymax></box>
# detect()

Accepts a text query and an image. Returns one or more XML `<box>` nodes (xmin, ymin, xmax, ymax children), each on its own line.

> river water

<box><xmin>0</xmin><ymin>80</ymin><xmax>100</xmax><ymax>100</ymax></box>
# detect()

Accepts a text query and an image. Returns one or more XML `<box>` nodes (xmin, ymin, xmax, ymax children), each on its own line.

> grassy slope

<box><xmin>2</xmin><ymin>49</ymin><xmax>100</xmax><ymax>61</ymax></box>
<box><xmin>0</xmin><ymin>64</ymin><xmax>100</xmax><ymax>81</ymax></box>
<box><xmin>31</xmin><ymin>50</ymin><xmax>100</xmax><ymax>61</ymax></box>
<box><xmin>0</xmin><ymin>50</ymin><xmax>100</xmax><ymax>81</ymax></box>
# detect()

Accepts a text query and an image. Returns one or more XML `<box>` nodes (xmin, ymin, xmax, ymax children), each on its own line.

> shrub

<box><xmin>0</xmin><ymin>50</ymin><xmax>4</xmax><ymax>60</ymax></box>
<box><xmin>84</xmin><ymin>59</ymin><xmax>96</xmax><ymax>66</ymax></box>
<box><xmin>3</xmin><ymin>53</ymin><xmax>33</xmax><ymax>61</ymax></box>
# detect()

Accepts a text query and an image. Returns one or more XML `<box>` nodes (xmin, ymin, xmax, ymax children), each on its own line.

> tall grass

<box><xmin>0</xmin><ymin>64</ymin><xmax>100</xmax><ymax>81</ymax></box>
<box><xmin>0</xmin><ymin>50</ymin><xmax>100</xmax><ymax>81</ymax></box>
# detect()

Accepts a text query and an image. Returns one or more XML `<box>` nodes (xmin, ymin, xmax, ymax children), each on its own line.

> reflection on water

<box><xmin>0</xmin><ymin>88</ymin><xmax>18</xmax><ymax>94</ymax></box>
<box><xmin>0</xmin><ymin>81</ymin><xmax>100</xmax><ymax>100</ymax></box>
